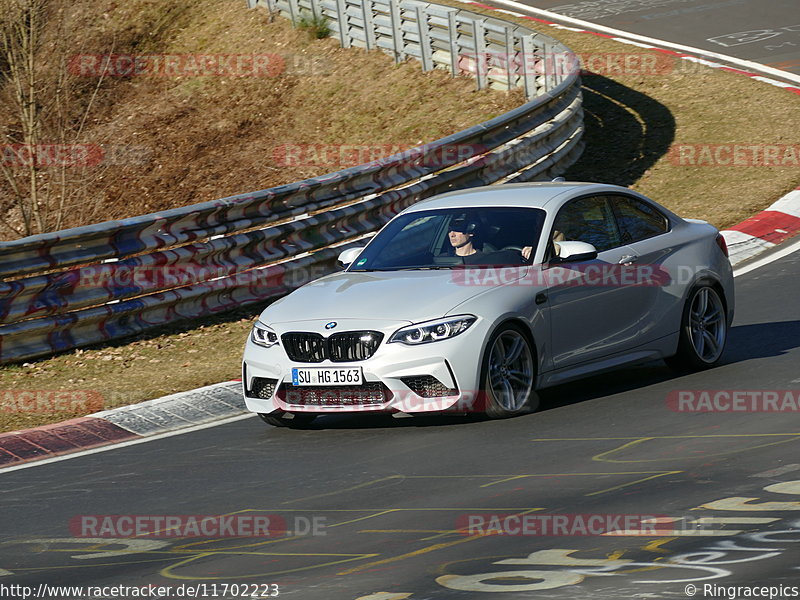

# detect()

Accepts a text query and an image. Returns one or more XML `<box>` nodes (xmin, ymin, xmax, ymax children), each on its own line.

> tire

<box><xmin>481</xmin><ymin>324</ymin><xmax>540</xmax><ymax>419</ymax></box>
<box><xmin>665</xmin><ymin>283</ymin><xmax>728</xmax><ymax>372</ymax></box>
<box><xmin>258</xmin><ymin>412</ymin><xmax>317</xmax><ymax>428</ymax></box>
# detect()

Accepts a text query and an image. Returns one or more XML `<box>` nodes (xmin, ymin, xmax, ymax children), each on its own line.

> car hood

<box><xmin>261</xmin><ymin>268</ymin><xmax>528</xmax><ymax>325</ymax></box>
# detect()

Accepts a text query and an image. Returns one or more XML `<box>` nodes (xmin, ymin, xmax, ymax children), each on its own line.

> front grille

<box><xmin>277</xmin><ymin>382</ymin><xmax>389</xmax><ymax>406</ymax></box>
<box><xmin>281</xmin><ymin>331</ymin><xmax>383</xmax><ymax>363</ymax></box>
<box><xmin>401</xmin><ymin>375</ymin><xmax>459</xmax><ymax>398</ymax></box>
<box><xmin>328</xmin><ymin>331</ymin><xmax>383</xmax><ymax>361</ymax></box>
<box><xmin>282</xmin><ymin>333</ymin><xmax>326</xmax><ymax>363</ymax></box>
<box><xmin>248</xmin><ymin>377</ymin><xmax>278</xmax><ymax>399</ymax></box>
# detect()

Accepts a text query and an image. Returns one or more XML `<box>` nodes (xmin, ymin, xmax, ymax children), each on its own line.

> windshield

<box><xmin>348</xmin><ymin>207</ymin><xmax>546</xmax><ymax>271</ymax></box>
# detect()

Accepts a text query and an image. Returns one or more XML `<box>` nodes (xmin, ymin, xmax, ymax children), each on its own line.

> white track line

<box><xmin>733</xmin><ymin>236</ymin><xmax>800</xmax><ymax>277</ymax></box>
<box><xmin>481</xmin><ymin>0</ymin><xmax>800</xmax><ymax>86</ymax></box>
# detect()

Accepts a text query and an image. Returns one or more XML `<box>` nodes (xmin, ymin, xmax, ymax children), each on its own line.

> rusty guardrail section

<box><xmin>0</xmin><ymin>0</ymin><xmax>583</xmax><ymax>364</ymax></box>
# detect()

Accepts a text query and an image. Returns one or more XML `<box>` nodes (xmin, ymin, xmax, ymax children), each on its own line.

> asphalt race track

<box><xmin>1</xmin><ymin>247</ymin><xmax>798</xmax><ymax>598</ymax></box>
<box><xmin>511</xmin><ymin>0</ymin><xmax>800</xmax><ymax>75</ymax></box>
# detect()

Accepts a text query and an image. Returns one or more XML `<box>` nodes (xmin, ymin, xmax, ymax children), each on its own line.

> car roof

<box><xmin>405</xmin><ymin>182</ymin><xmax>633</xmax><ymax>212</ymax></box>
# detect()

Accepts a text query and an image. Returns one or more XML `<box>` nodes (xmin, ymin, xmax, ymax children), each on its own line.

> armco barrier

<box><xmin>253</xmin><ymin>0</ymin><xmax>570</xmax><ymax>97</ymax></box>
<box><xmin>0</xmin><ymin>0</ymin><xmax>583</xmax><ymax>364</ymax></box>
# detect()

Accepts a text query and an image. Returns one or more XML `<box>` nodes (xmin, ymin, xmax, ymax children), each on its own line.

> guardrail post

<box><xmin>521</xmin><ymin>34</ymin><xmax>535</xmax><ymax>100</ymax></box>
<box><xmin>310</xmin><ymin>0</ymin><xmax>320</xmax><ymax>20</ymax></box>
<box><xmin>336</xmin><ymin>0</ymin><xmax>351</xmax><ymax>48</ymax></box>
<box><xmin>288</xmin><ymin>0</ymin><xmax>299</xmax><ymax>25</ymax></box>
<box><xmin>504</xmin><ymin>27</ymin><xmax>515</xmax><ymax>91</ymax></box>
<box><xmin>416</xmin><ymin>6</ymin><xmax>433</xmax><ymax>72</ymax></box>
<box><xmin>245</xmin><ymin>0</ymin><xmax>257</xmax><ymax>8</ymax></box>
<box><xmin>472</xmin><ymin>19</ymin><xmax>487</xmax><ymax>91</ymax></box>
<box><xmin>389</xmin><ymin>0</ymin><xmax>403</xmax><ymax>63</ymax></box>
<box><xmin>362</xmin><ymin>0</ymin><xmax>376</xmax><ymax>50</ymax></box>
<box><xmin>543</xmin><ymin>38</ymin><xmax>554</xmax><ymax>91</ymax></box>
<box><xmin>448</xmin><ymin>11</ymin><xmax>459</xmax><ymax>76</ymax></box>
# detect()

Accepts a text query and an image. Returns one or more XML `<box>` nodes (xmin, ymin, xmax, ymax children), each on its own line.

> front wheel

<box><xmin>482</xmin><ymin>324</ymin><xmax>539</xmax><ymax>419</ymax></box>
<box><xmin>258</xmin><ymin>412</ymin><xmax>317</xmax><ymax>428</ymax></box>
<box><xmin>666</xmin><ymin>284</ymin><xmax>728</xmax><ymax>372</ymax></box>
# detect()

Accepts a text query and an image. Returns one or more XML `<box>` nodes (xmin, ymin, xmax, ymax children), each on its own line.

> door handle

<box><xmin>535</xmin><ymin>292</ymin><xmax>547</xmax><ymax>305</ymax></box>
<box><xmin>618</xmin><ymin>254</ymin><xmax>638</xmax><ymax>265</ymax></box>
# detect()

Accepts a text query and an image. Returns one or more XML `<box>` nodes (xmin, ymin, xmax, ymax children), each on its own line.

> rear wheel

<box><xmin>666</xmin><ymin>283</ymin><xmax>727</xmax><ymax>371</ymax></box>
<box><xmin>258</xmin><ymin>412</ymin><xmax>317</xmax><ymax>428</ymax></box>
<box><xmin>482</xmin><ymin>324</ymin><xmax>539</xmax><ymax>419</ymax></box>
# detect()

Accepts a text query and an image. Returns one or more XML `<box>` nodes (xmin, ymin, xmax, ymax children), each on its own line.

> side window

<box><xmin>612</xmin><ymin>196</ymin><xmax>669</xmax><ymax>243</ymax></box>
<box><xmin>552</xmin><ymin>196</ymin><xmax>621</xmax><ymax>253</ymax></box>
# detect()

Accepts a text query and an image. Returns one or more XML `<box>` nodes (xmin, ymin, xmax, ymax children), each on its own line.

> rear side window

<box><xmin>552</xmin><ymin>196</ymin><xmax>621</xmax><ymax>253</ymax></box>
<box><xmin>612</xmin><ymin>196</ymin><xmax>669</xmax><ymax>243</ymax></box>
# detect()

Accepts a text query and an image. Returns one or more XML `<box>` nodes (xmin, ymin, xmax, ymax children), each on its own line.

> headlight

<box><xmin>251</xmin><ymin>321</ymin><xmax>279</xmax><ymax>348</ymax></box>
<box><xmin>389</xmin><ymin>315</ymin><xmax>477</xmax><ymax>345</ymax></box>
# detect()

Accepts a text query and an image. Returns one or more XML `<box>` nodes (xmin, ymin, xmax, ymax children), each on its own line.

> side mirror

<box><xmin>554</xmin><ymin>241</ymin><xmax>597</xmax><ymax>262</ymax></box>
<box><xmin>338</xmin><ymin>247</ymin><xmax>364</xmax><ymax>266</ymax></box>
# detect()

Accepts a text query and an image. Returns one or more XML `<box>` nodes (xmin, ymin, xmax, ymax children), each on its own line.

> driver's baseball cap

<box><xmin>449</xmin><ymin>217</ymin><xmax>477</xmax><ymax>234</ymax></box>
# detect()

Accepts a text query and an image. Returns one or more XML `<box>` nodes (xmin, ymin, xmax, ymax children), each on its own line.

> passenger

<box><xmin>521</xmin><ymin>230</ymin><xmax>564</xmax><ymax>261</ymax></box>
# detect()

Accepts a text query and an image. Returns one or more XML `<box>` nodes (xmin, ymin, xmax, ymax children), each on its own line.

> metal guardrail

<box><xmin>0</xmin><ymin>0</ymin><xmax>583</xmax><ymax>364</ymax></box>
<box><xmin>253</xmin><ymin>0</ymin><xmax>568</xmax><ymax>98</ymax></box>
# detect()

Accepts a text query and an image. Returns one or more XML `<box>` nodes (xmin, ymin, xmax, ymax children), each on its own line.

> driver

<box><xmin>447</xmin><ymin>217</ymin><xmax>482</xmax><ymax>264</ymax></box>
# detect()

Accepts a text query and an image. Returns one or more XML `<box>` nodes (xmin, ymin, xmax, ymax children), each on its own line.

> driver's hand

<box><xmin>521</xmin><ymin>246</ymin><xmax>533</xmax><ymax>260</ymax></box>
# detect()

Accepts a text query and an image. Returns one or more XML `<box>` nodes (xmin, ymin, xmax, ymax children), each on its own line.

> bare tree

<box><xmin>0</xmin><ymin>0</ymin><xmax>109</xmax><ymax>238</ymax></box>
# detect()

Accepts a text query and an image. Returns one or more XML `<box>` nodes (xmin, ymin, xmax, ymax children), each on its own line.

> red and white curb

<box><xmin>721</xmin><ymin>187</ymin><xmax>800</xmax><ymax>265</ymax></box>
<box><xmin>0</xmin><ymin>381</ymin><xmax>245</xmax><ymax>469</ymax></box>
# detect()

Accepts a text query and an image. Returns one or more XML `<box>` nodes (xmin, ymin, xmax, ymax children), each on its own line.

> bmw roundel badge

<box><xmin>325</xmin><ymin>321</ymin><xmax>337</xmax><ymax>330</ymax></box>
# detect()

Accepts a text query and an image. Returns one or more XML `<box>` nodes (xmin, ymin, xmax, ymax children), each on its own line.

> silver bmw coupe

<box><xmin>242</xmin><ymin>182</ymin><xmax>734</xmax><ymax>426</ymax></box>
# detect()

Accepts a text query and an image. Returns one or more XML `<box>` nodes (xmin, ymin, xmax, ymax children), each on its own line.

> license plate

<box><xmin>291</xmin><ymin>367</ymin><xmax>363</xmax><ymax>386</ymax></box>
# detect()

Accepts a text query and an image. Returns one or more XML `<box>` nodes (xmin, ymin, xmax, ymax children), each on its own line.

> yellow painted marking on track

<box><xmin>592</xmin><ymin>438</ymin><xmax>652</xmax><ymax>462</ymax></box>
<box><xmin>282</xmin><ymin>475</ymin><xmax>403</xmax><ymax>504</ymax></box>
<box><xmin>480</xmin><ymin>475</ymin><xmax>530</xmax><ymax>488</ymax></box>
<box><xmin>339</xmin><ymin>508</ymin><xmax>543</xmax><ymax>573</ymax></box>
<box><xmin>160</xmin><ymin>552</ymin><xmax>380</xmax><ymax>580</ymax></box>
<box><xmin>585</xmin><ymin>470</ymin><xmax>682</xmax><ymax>496</ymax></box>
<box><xmin>642</xmin><ymin>537</ymin><xmax>677</xmax><ymax>553</ymax></box>
<box><xmin>168</xmin><ymin>510</ymin><xmax>398</xmax><ymax>553</ymax></box>
<box><xmin>329</xmin><ymin>510</ymin><xmax>400</xmax><ymax>528</ymax></box>
<box><xmin>0</xmin><ymin>557</ymin><xmax>180</xmax><ymax>572</ymax></box>
<box><xmin>587</xmin><ymin>434</ymin><xmax>800</xmax><ymax>464</ymax></box>
<box><xmin>360</xmin><ymin>529</ymin><xmax>456</xmax><ymax>534</ymax></box>
<box><xmin>336</xmin><ymin>536</ymin><xmax>483</xmax><ymax>576</ymax></box>
<box><xmin>420</xmin><ymin>508</ymin><xmax>544</xmax><ymax>542</ymax></box>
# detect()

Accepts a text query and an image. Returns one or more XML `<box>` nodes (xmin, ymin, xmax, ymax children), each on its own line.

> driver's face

<box><xmin>448</xmin><ymin>229</ymin><xmax>472</xmax><ymax>247</ymax></box>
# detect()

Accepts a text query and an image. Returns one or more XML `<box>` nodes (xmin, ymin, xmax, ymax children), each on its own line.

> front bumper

<box><xmin>242</xmin><ymin>318</ymin><xmax>490</xmax><ymax>415</ymax></box>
